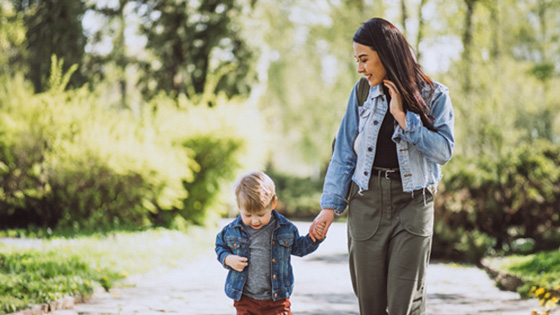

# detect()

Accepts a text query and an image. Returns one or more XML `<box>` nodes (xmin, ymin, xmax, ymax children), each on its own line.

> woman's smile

<box><xmin>353</xmin><ymin>42</ymin><xmax>387</xmax><ymax>87</ymax></box>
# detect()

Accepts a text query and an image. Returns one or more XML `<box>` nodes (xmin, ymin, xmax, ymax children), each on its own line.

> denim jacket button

<box><xmin>272</xmin><ymin>258</ymin><xmax>276</xmax><ymax>263</ymax></box>
<box><xmin>364</xmin><ymin>171</ymin><xmax>368</xmax><ymax>176</ymax></box>
<box><xmin>373</xmin><ymin>120</ymin><xmax>379</xmax><ymax>125</ymax></box>
<box><xmin>273</xmin><ymin>274</ymin><xmax>277</xmax><ymax>279</ymax></box>
<box><xmin>368</xmin><ymin>147</ymin><xmax>373</xmax><ymax>152</ymax></box>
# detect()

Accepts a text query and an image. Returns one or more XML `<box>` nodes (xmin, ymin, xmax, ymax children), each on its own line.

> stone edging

<box><xmin>481</xmin><ymin>258</ymin><xmax>524</xmax><ymax>292</ymax></box>
<box><xmin>7</xmin><ymin>293</ymin><xmax>93</xmax><ymax>315</ymax></box>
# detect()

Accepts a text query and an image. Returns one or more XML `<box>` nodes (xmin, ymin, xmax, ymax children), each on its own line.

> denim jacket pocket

<box><xmin>225</xmin><ymin>236</ymin><xmax>248</xmax><ymax>256</ymax></box>
<box><xmin>358</xmin><ymin>106</ymin><xmax>372</xmax><ymax>133</ymax></box>
<box><xmin>276</xmin><ymin>235</ymin><xmax>294</xmax><ymax>261</ymax></box>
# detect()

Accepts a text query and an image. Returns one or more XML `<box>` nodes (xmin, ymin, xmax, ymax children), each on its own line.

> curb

<box><xmin>7</xmin><ymin>291</ymin><xmax>96</xmax><ymax>315</ymax></box>
<box><xmin>480</xmin><ymin>258</ymin><xmax>525</xmax><ymax>292</ymax></box>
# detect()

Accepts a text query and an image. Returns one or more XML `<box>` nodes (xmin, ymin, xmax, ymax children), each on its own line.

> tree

<box><xmin>12</xmin><ymin>0</ymin><xmax>87</xmax><ymax>92</ymax></box>
<box><xmin>401</xmin><ymin>0</ymin><xmax>408</xmax><ymax>37</ymax></box>
<box><xmin>0</xmin><ymin>2</ymin><xmax>27</xmax><ymax>76</ymax></box>
<box><xmin>84</xmin><ymin>0</ymin><xmax>139</xmax><ymax>109</ymax></box>
<box><xmin>461</xmin><ymin>0</ymin><xmax>478</xmax><ymax>95</ymax></box>
<box><xmin>136</xmin><ymin>0</ymin><xmax>256</xmax><ymax>99</ymax></box>
<box><xmin>256</xmin><ymin>0</ymin><xmax>390</xmax><ymax>175</ymax></box>
<box><xmin>415</xmin><ymin>0</ymin><xmax>428</xmax><ymax>62</ymax></box>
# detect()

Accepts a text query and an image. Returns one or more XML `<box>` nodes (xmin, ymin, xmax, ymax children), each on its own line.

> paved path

<box><xmin>53</xmin><ymin>221</ymin><xmax>554</xmax><ymax>315</ymax></box>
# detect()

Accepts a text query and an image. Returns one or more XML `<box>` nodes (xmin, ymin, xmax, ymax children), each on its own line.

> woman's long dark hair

<box><xmin>353</xmin><ymin>18</ymin><xmax>435</xmax><ymax>130</ymax></box>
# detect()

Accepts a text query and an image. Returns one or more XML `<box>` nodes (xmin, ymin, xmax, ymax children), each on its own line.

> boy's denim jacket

<box><xmin>215</xmin><ymin>210</ymin><xmax>322</xmax><ymax>301</ymax></box>
<box><xmin>321</xmin><ymin>79</ymin><xmax>455</xmax><ymax>214</ymax></box>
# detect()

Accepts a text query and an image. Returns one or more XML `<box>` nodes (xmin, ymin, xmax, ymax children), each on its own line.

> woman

<box><xmin>309</xmin><ymin>18</ymin><xmax>454</xmax><ymax>315</ymax></box>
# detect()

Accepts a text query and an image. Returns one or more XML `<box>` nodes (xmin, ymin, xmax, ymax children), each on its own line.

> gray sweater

<box><xmin>242</xmin><ymin>216</ymin><xmax>276</xmax><ymax>300</ymax></box>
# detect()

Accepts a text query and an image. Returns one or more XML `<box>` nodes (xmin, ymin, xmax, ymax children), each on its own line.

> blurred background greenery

<box><xmin>0</xmin><ymin>0</ymin><xmax>560</xmax><ymax>310</ymax></box>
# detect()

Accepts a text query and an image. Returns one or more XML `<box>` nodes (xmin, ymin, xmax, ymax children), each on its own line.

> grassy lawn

<box><xmin>485</xmin><ymin>248</ymin><xmax>560</xmax><ymax>313</ymax></box>
<box><xmin>0</xmin><ymin>226</ymin><xmax>216</xmax><ymax>314</ymax></box>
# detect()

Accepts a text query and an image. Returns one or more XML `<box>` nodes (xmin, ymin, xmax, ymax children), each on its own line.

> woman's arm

<box><xmin>387</xmin><ymin>81</ymin><xmax>454</xmax><ymax>165</ymax></box>
<box><xmin>320</xmin><ymin>81</ymin><xmax>361</xmax><ymax>213</ymax></box>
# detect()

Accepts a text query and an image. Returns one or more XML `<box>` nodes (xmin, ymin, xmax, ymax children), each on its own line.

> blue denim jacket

<box><xmin>215</xmin><ymin>210</ymin><xmax>322</xmax><ymax>301</ymax></box>
<box><xmin>321</xmin><ymin>79</ymin><xmax>454</xmax><ymax>214</ymax></box>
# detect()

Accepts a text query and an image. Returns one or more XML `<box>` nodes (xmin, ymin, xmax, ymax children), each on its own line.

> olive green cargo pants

<box><xmin>347</xmin><ymin>172</ymin><xmax>434</xmax><ymax>315</ymax></box>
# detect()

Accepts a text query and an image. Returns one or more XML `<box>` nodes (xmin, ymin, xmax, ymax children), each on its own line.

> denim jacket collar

<box><xmin>231</xmin><ymin>210</ymin><xmax>288</xmax><ymax>230</ymax></box>
<box><xmin>368</xmin><ymin>84</ymin><xmax>384</xmax><ymax>100</ymax></box>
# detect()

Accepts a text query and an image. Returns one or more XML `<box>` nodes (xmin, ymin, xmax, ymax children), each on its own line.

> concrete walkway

<box><xmin>54</xmin><ymin>221</ymin><xmax>554</xmax><ymax>315</ymax></box>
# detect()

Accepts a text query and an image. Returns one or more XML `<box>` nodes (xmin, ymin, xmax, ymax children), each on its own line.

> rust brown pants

<box><xmin>233</xmin><ymin>295</ymin><xmax>291</xmax><ymax>315</ymax></box>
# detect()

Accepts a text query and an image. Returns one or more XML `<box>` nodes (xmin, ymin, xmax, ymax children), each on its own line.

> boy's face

<box><xmin>240</xmin><ymin>208</ymin><xmax>272</xmax><ymax>230</ymax></box>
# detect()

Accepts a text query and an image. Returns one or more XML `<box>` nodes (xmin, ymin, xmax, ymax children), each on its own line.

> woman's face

<box><xmin>353</xmin><ymin>42</ymin><xmax>387</xmax><ymax>86</ymax></box>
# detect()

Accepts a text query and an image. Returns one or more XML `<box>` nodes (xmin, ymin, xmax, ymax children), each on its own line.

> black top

<box><xmin>373</xmin><ymin>88</ymin><xmax>399</xmax><ymax>169</ymax></box>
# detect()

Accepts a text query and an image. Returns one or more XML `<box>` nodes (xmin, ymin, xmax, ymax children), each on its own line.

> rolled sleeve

<box><xmin>320</xmin><ymin>192</ymin><xmax>347</xmax><ymax>214</ymax></box>
<box><xmin>393</xmin><ymin>111</ymin><xmax>422</xmax><ymax>143</ymax></box>
<box><xmin>392</xmin><ymin>84</ymin><xmax>454</xmax><ymax>165</ymax></box>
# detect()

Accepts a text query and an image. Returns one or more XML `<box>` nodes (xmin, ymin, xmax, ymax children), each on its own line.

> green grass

<box><xmin>485</xmin><ymin>248</ymin><xmax>560</xmax><ymax>297</ymax></box>
<box><xmin>0</xmin><ymin>225</ymin><xmax>215</xmax><ymax>314</ymax></box>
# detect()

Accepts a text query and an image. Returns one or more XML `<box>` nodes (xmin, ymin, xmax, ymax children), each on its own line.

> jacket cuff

<box><xmin>393</xmin><ymin>111</ymin><xmax>422</xmax><ymax>143</ymax></box>
<box><xmin>405</xmin><ymin>111</ymin><xmax>422</xmax><ymax>132</ymax></box>
<box><xmin>320</xmin><ymin>193</ymin><xmax>347</xmax><ymax>214</ymax></box>
<box><xmin>220</xmin><ymin>254</ymin><xmax>232</xmax><ymax>270</ymax></box>
<box><xmin>308</xmin><ymin>234</ymin><xmax>325</xmax><ymax>244</ymax></box>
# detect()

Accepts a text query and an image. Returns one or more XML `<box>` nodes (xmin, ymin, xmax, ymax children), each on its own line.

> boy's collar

<box><xmin>232</xmin><ymin>209</ymin><xmax>287</xmax><ymax>228</ymax></box>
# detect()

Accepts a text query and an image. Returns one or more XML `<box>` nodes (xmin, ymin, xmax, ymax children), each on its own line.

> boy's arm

<box><xmin>215</xmin><ymin>227</ymin><xmax>233</xmax><ymax>269</ymax></box>
<box><xmin>291</xmin><ymin>223</ymin><xmax>325</xmax><ymax>257</ymax></box>
<box><xmin>215</xmin><ymin>226</ymin><xmax>249</xmax><ymax>272</ymax></box>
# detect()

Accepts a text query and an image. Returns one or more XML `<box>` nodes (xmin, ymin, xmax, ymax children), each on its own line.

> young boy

<box><xmin>215</xmin><ymin>171</ymin><xmax>325</xmax><ymax>315</ymax></box>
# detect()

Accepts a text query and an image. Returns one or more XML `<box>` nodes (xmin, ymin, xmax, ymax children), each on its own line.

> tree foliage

<box><xmin>135</xmin><ymin>0</ymin><xmax>256</xmax><ymax>99</ymax></box>
<box><xmin>0</xmin><ymin>2</ymin><xmax>26</xmax><ymax>75</ymax></box>
<box><xmin>11</xmin><ymin>0</ymin><xmax>86</xmax><ymax>92</ymax></box>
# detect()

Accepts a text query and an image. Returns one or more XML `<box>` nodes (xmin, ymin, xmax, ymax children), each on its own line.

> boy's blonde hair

<box><xmin>234</xmin><ymin>171</ymin><xmax>276</xmax><ymax>213</ymax></box>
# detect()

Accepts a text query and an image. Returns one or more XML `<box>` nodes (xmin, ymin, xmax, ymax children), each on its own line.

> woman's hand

<box><xmin>383</xmin><ymin>79</ymin><xmax>406</xmax><ymax>130</ymax></box>
<box><xmin>225</xmin><ymin>255</ymin><xmax>248</xmax><ymax>272</ymax></box>
<box><xmin>309</xmin><ymin>209</ymin><xmax>335</xmax><ymax>242</ymax></box>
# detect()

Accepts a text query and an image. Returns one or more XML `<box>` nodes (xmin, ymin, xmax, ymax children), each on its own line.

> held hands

<box><xmin>383</xmin><ymin>80</ymin><xmax>406</xmax><ymax>130</ymax></box>
<box><xmin>312</xmin><ymin>222</ymin><xmax>326</xmax><ymax>241</ymax></box>
<box><xmin>309</xmin><ymin>209</ymin><xmax>335</xmax><ymax>242</ymax></box>
<box><xmin>225</xmin><ymin>255</ymin><xmax>248</xmax><ymax>272</ymax></box>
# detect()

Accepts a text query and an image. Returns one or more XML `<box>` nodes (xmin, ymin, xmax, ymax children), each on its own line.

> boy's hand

<box><xmin>309</xmin><ymin>209</ymin><xmax>335</xmax><ymax>242</ymax></box>
<box><xmin>314</xmin><ymin>222</ymin><xmax>326</xmax><ymax>240</ymax></box>
<box><xmin>225</xmin><ymin>255</ymin><xmax>248</xmax><ymax>272</ymax></box>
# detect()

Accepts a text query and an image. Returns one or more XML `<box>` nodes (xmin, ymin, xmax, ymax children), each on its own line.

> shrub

<box><xmin>179</xmin><ymin>136</ymin><xmax>243</xmax><ymax>225</ymax></box>
<box><xmin>434</xmin><ymin>140</ymin><xmax>560</xmax><ymax>263</ymax></box>
<box><xmin>0</xmin><ymin>63</ymin><xmax>266</xmax><ymax>230</ymax></box>
<box><xmin>267</xmin><ymin>168</ymin><xmax>324</xmax><ymax>219</ymax></box>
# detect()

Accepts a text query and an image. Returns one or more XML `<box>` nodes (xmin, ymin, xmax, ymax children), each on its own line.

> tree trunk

<box><xmin>401</xmin><ymin>0</ymin><xmax>408</xmax><ymax>37</ymax></box>
<box><xmin>116</xmin><ymin>0</ymin><xmax>128</xmax><ymax>108</ymax></box>
<box><xmin>462</xmin><ymin>0</ymin><xmax>477</xmax><ymax>95</ymax></box>
<box><xmin>415</xmin><ymin>0</ymin><xmax>428</xmax><ymax>62</ymax></box>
